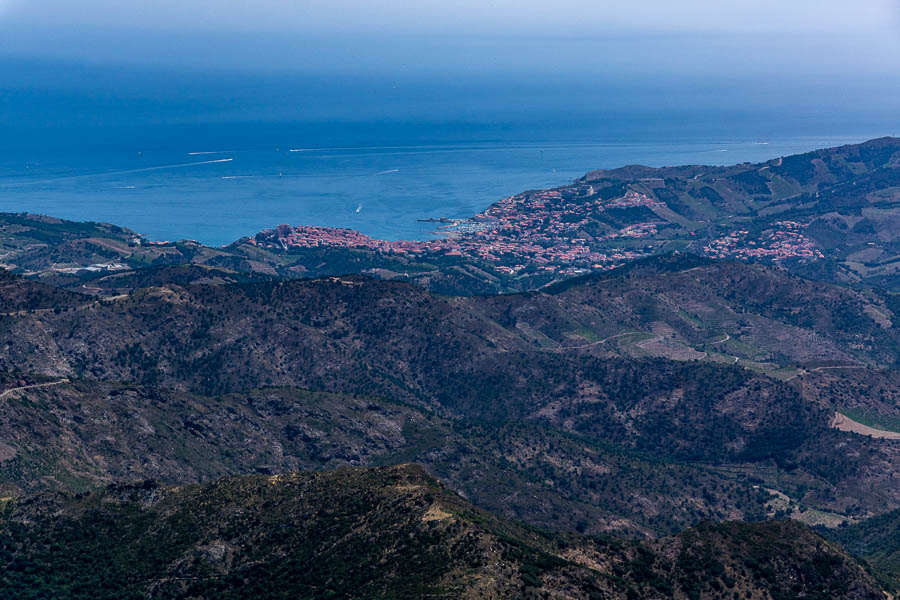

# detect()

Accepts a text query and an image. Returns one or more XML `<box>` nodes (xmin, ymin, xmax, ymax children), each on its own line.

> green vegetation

<box><xmin>824</xmin><ymin>508</ymin><xmax>900</xmax><ymax>593</ymax></box>
<box><xmin>0</xmin><ymin>466</ymin><xmax>885</xmax><ymax>600</ymax></box>
<box><xmin>1</xmin><ymin>255</ymin><xmax>898</xmax><ymax>527</ymax></box>
<box><xmin>0</xmin><ymin>382</ymin><xmax>785</xmax><ymax>537</ymax></box>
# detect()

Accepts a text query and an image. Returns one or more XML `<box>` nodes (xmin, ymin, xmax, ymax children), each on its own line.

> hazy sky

<box><xmin>0</xmin><ymin>3</ymin><xmax>894</xmax><ymax>87</ymax></box>
<box><xmin>1</xmin><ymin>0</ymin><xmax>898</xmax><ymax>36</ymax></box>
<box><xmin>1</xmin><ymin>0</ymin><xmax>899</xmax><ymax>148</ymax></box>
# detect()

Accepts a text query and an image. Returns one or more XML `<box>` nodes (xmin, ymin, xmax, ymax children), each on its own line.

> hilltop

<box><xmin>0</xmin><ymin>464</ymin><xmax>886</xmax><ymax>600</ymax></box>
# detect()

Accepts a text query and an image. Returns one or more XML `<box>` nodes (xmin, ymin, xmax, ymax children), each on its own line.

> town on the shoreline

<box><xmin>251</xmin><ymin>182</ymin><xmax>825</xmax><ymax>276</ymax></box>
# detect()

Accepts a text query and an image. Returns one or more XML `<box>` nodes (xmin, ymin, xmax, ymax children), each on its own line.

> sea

<box><xmin>0</xmin><ymin>59</ymin><xmax>895</xmax><ymax>246</ymax></box>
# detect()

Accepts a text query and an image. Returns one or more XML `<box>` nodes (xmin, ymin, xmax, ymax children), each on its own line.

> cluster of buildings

<box><xmin>250</xmin><ymin>185</ymin><xmax>681</xmax><ymax>277</ymax></box>
<box><xmin>614</xmin><ymin>222</ymin><xmax>668</xmax><ymax>239</ymax></box>
<box><xmin>129</xmin><ymin>235</ymin><xmax>184</xmax><ymax>247</ymax></box>
<box><xmin>246</xmin><ymin>176</ymin><xmax>834</xmax><ymax>279</ymax></box>
<box><xmin>606</xmin><ymin>190</ymin><xmax>666</xmax><ymax>210</ymax></box>
<box><xmin>703</xmin><ymin>221</ymin><xmax>824</xmax><ymax>261</ymax></box>
<box><xmin>259</xmin><ymin>224</ymin><xmax>406</xmax><ymax>253</ymax></box>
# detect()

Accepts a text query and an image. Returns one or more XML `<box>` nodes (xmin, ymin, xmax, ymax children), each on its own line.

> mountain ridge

<box><xmin>2</xmin><ymin>256</ymin><xmax>900</xmax><ymax>535</ymax></box>
<box><xmin>0</xmin><ymin>464</ymin><xmax>887</xmax><ymax>599</ymax></box>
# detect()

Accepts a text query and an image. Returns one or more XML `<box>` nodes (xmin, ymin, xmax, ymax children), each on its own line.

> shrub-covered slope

<box><xmin>0</xmin><ymin>465</ymin><xmax>886</xmax><ymax>600</ymax></box>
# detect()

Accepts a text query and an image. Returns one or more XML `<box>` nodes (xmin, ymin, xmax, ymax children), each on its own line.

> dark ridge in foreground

<box><xmin>0</xmin><ymin>465</ymin><xmax>886</xmax><ymax>599</ymax></box>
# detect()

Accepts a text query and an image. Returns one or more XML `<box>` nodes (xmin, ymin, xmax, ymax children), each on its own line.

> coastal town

<box><xmin>703</xmin><ymin>221</ymin><xmax>825</xmax><ymax>262</ymax></box>
<box><xmin>251</xmin><ymin>184</ymin><xmax>827</xmax><ymax>276</ymax></box>
<box><xmin>251</xmin><ymin>186</ymin><xmax>668</xmax><ymax>275</ymax></box>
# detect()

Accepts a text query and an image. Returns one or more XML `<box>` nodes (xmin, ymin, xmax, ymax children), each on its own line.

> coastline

<box><xmin>0</xmin><ymin>135</ymin><xmax>874</xmax><ymax>247</ymax></box>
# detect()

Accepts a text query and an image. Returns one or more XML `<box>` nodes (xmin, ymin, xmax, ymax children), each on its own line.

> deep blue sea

<box><xmin>0</xmin><ymin>59</ymin><xmax>895</xmax><ymax>246</ymax></box>
<box><xmin>0</xmin><ymin>136</ymin><xmax>883</xmax><ymax>247</ymax></box>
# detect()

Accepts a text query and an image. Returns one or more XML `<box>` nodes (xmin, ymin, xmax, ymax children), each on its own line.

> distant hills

<box><xmin>3</xmin><ymin>137</ymin><xmax>900</xmax><ymax>294</ymax></box>
<box><xmin>0</xmin><ymin>464</ymin><xmax>886</xmax><ymax>600</ymax></box>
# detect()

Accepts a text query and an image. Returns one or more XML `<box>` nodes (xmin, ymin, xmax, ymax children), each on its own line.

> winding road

<box><xmin>0</xmin><ymin>379</ymin><xmax>69</xmax><ymax>399</ymax></box>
